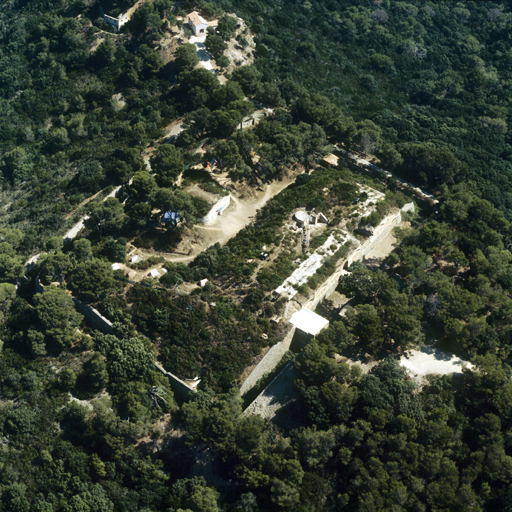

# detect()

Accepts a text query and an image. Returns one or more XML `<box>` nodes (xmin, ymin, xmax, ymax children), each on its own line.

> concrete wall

<box><xmin>243</xmin><ymin>357</ymin><xmax>299</xmax><ymax>418</ymax></box>
<box><xmin>346</xmin><ymin>209</ymin><xmax>402</xmax><ymax>268</ymax></box>
<box><xmin>303</xmin><ymin>208</ymin><xmax>402</xmax><ymax>312</ymax></box>
<box><xmin>154</xmin><ymin>362</ymin><xmax>196</xmax><ymax>402</ymax></box>
<box><xmin>201</xmin><ymin>195</ymin><xmax>231</xmax><ymax>224</ymax></box>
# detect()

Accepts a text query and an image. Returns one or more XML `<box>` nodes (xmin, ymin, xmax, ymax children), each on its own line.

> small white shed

<box><xmin>148</xmin><ymin>269</ymin><xmax>160</xmax><ymax>278</ymax></box>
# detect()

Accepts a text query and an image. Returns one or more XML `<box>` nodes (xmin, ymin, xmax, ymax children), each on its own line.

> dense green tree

<box><xmin>63</xmin><ymin>484</ymin><xmax>114</xmax><ymax>512</ymax></box>
<box><xmin>205</xmin><ymin>34</ymin><xmax>228</xmax><ymax>60</ymax></box>
<box><xmin>73</xmin><ymin>239</ymin><xmax>93</xmax><ymax>262</ymax></box>
<box><xmin>77</xmin><ymin>161</ymin><xmax>103</xmax><ymax>192</ymax></box>
<box><xmin>85</xmin><ymin>198</ymin><xmax>127</xmax><ymax>237</ymax></box>
<box><xmin>0</xmin><ymin>251</ymin><xmax>25</xmax><ymax>283</ymax></box>
<box><xmin>85</xmin><ymin>352</ymin><xmax>109</xmax><ymax>391</ymax></box>
<box><xmin>254</xmin><ymin>82</ymin><xmax>283</xmax><ymax>107</ymax></box>
<box><xmin>94</xmin><ymin>333</ymin><xmax>154</xmax><ymax>384</ymax></box>
<box><xmin>206</xmin><ymin>109</ymin><xmax>242</xmax><ymax>138</ymax></box>
<box><xmin>175</xmin><ymin>43</ymin><xmax>200</xmax><ymax>72</ymax></box>
<box><xmin>58</xmin><ymin>368</ymin><xmax>77</xmax><ymax>390</ymax></box>
<box><xmin>102</xmin><ymin>237</ymin><xmax>127</xmax><ymax>263</ymax></box>
<box><xmin>0</xmin><ymin>282</ymin><xmax>16</xmax><ymax>303</ymax></box>
<box><xmin>169</xmin><ymin>477</ymin><xmax>220</xmax><ymax>512</ymax></box>
<box><xmin>68</xmin><ymin>258</ymin><xmax>115</xmax><ymax>302</ymax></box>
<box><xmin>130</xmin><ymin>171</ymin><xmax>157</xmax><ymax>202</ymax></box>
<box><xmin>353</xmin><ymin>304</ymin><xmax>385</xmax><ymax>348</ymax></box>
<box><xmin>34</xmin><ymin>286</ymin><xmax>82</xmax><ymax>350</ymax></box>
<box><xmin>231</xmin><ymin>66</ymin><xmax>262</xmax><ymax>95</ymax></box>
<box><xmin>94</xmin><ymin>36</ymin><xmax>116</xmax><ymax>67</ymax></box>
<box><xmin>150</xmin><ymin>145</ymin><xmax>183</xmax><ymax>187</ymax></box>
<box><xmin>45</xmin><ymin>236</ymin><xmax>64</xmax><ymax>252</ymax></box>
<box><xmin>1</xmin><ymin>484</ymin><xmax>31</xmax><ymax>512</ymax></box>
<box><xmin>216</xmin><ymin>14</ymin><xmax>238</xmax><ymax>41</ymax></box>
<box><xmin>36</xmin><ymin>252</ymin><xmax>73</xmax><ymax>285</ymax></box>
<box><xmin>295</xmin><ymin>340</ymin><xmax>338</xmax><ymax>386</ymax></box>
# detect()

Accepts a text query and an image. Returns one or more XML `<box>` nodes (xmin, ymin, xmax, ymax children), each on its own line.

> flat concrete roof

<box><xmin>289</xmin><ymin>308</ymin><xmax>329</xmax><ymax>336</ymax></box>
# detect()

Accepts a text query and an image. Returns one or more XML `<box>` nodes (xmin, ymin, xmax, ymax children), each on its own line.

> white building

<box><xmin>188</xmin><ymin>11</ymin><xmax>208</xmax><ymax>35</ymax></box>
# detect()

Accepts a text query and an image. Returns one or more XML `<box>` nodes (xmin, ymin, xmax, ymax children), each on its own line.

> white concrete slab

<box><xmin>289</xmin><ymin>308</ymin><xmax>329</xmax><ymax>336</ymax></box>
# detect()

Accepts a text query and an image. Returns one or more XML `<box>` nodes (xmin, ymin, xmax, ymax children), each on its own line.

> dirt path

<box><xmin>195</xmin><ymin>179</ymin><xmax>290</xmax><ymax>246</ymax></box>
<box><xmin>64</xmin><ymin>189</ymin><xmax>103</xmax><ymax>220</ymax></box>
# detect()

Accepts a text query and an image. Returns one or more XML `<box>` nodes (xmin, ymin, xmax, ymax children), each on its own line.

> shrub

<box><xmin>160</xmin><ymin>271</ymin><xmax>184</xmax><ymax>287</ymax></box>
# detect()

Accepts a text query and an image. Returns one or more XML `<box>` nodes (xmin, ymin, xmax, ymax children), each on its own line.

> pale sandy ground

<box><xmin>189</xmin><ymin>34</ymin><xmax>215</xmax><ymax>71</ymax></box>
<box><xmin>363</xmin><ymin>227</ymin><xmax>398</xmax><ymax>261</ymax></box>
<box><xmin>400</xmin><ymin>347</ymin><xmax>473</xmax><ymax>385</ymax></box>
<box><xmin>63</xmin><ymin>217</ymin><xmax>88</xmax><ymax>241</ymax></box>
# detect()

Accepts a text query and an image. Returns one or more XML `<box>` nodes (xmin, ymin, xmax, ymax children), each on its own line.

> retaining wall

<box><xmin>303</xmin><ymin>208</ymin><xmax>402</xmax><ymax>312</ymax></box>
<box><xmin>240</xmin><ymin>205</ymin><xmax>408</xmax><ymax>397</ymax></box>
<box><xmin>154</xmin><ymin>362</ymin><xmax>196</xmax><ymax>402</ymax></box>
<box><xmin>243</xmin><ymin>357</ymin><xmax>299</xmax><ymax>418</ymax></box>
<box><xmin>240</xmin><ymin>326</ymin><xmax>296</xmax><ymax>395</ymax></box>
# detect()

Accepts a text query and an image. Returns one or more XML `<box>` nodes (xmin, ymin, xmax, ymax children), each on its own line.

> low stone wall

<box><xmin>99</xmin><ymin>3</ymin><xmax>132</xmax><ymax>30</ymax></box>
<box><xmin>36</xmin><ymin>277</ymin><xmax>115</xmax><ymax>334</ymax></box>
<box><xmin>154</xmin><ymin>362</ymin><xmax>196</xmax><ymax>402</ymax></box>
<box><xmin>73</xmin><ymin>298</ymin><xmax>115</xmax><ymax>335</ymax></box>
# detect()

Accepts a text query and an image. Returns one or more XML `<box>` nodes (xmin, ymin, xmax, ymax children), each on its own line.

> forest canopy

<box><xmin>0</xmin><ymin>1</ymin><xmax>512</xmax><ymax>512</ymax></box>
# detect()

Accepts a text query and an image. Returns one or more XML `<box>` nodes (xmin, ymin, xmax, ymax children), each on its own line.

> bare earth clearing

<box><xmin>134</xmin><ymin>173</ymin><xmax>299</xmax><ymax>265</ymax></box>
<box><xmin>400</xmin><ymin>347</ymin><xmax>473</xmax><ymax>385</ymax></box>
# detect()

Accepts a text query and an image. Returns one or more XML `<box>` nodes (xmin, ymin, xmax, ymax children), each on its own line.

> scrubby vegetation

<box><xmin>0</xmin><ymin>0</ymin><xmax>512</xmax><ymax>511</ymax></box>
